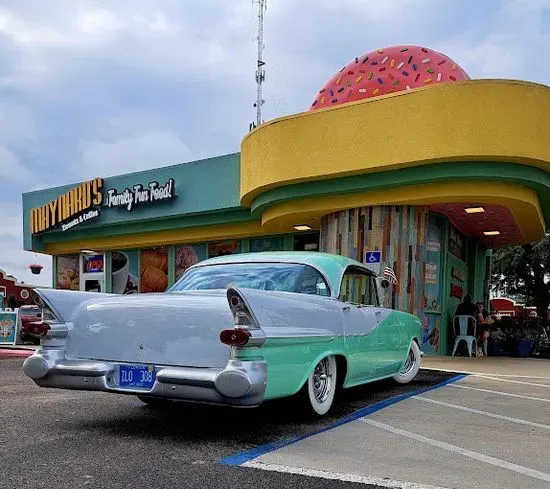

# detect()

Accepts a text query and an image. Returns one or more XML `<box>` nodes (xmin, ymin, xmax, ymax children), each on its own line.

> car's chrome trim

<box><xmin>156</xmin><ymin>367</ymin><xmax>218</xmax><ymax>386</ymax></box>
<box><xmin>23</xmin><ymin>349</ymin><xmax>267</xmax><ymax>407</ymax></box>
<box><xmin>52</xmin><ymin>360</ymin><xmax>114</xmax><ymax>377</ymax></box>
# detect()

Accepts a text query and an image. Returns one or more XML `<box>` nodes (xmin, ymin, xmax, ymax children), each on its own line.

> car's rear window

<box><xmin>169</xmin><ymin>262</ymin><xmax>330</xmax><ymax>296</ymax></box>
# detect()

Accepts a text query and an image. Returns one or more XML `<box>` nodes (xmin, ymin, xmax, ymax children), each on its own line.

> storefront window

<box><xmin>56</xmin><ymin>255</ymin><xmax>80</xmax><ymax>290</ymax></box>
<box><xmin>208</xmin><ymin>241</ymin><xmax>241</xmax><ymax>258</ymax></box>
<box><xmin>140</xmin><ymin>248</ymin><xmax>168</xmax><ymax>293</ymax></box>
<box><xmin>111</xmin><ymin>250</ymin><xmax>140</xmax><ymax>294</ymax></box>
<box><xmin>175</xmin><ymin>245</ymin><xmax>207</xmax><ymax>281</ymax></box>
<box><xmin>294</xmin><ymin>232</ymin><xmax>320</xmax><ymax>251</ymax></box>
<box><xmin>249</xmin><ymin>236</ymin><xmax>285</xmax><ymax>253</ymax></box>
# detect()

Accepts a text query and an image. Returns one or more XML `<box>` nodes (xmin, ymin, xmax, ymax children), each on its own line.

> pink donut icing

<box><xmin>310</xmin><ymin>45</ymin><xmax>470</xmax><ymax>110</ymax></box>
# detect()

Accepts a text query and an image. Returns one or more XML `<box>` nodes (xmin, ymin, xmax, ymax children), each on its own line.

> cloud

<box><xmin>0</xmin><ymin>101</ymin><xmax>36</xmax><ymax>143</ymax></box>
<box><xmin>0</xmin><ymin>147</ymin><xmax>30</xmax><ymax>182</ymax></box>
<box><xmin>78</xmin><ymin>129</ymin><xmax>190</xmax><ymax>179</ymax></box>
<box><xmin>0</xmin><ymin>0</ymin><xmax>548</xmax><ymax>292</ymax></box>
<box><xmin>436</xmin><ymin>0</ymin><xmax>550</xmax><ymax>81</ymax></box>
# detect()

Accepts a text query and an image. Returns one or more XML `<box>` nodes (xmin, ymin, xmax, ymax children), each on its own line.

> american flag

<box><xmin>383</xmin><ymin>266</ymin><xmax>398</xmax><ymax>284</ymax></box>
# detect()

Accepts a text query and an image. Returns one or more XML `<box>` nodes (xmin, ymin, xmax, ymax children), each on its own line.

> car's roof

<box><xmin>191</xmin><ymin>251</ymin><xmax>370</xmax><ymax>290</ymax></box>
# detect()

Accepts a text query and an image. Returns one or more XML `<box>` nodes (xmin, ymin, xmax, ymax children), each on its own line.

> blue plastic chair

<box><xmin>451</xmin><ymin>315</ymin><xmax>477</xmax><ymax>357</ymax></box>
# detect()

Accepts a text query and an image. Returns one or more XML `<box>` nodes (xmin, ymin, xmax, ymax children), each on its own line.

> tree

<box><xmin>491</xmin><ymin>233</ymin><xmax>550</xmax><ymax>319</ymax></box>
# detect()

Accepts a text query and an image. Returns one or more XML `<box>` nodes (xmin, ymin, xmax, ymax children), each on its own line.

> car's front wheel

<box><xmin>302</xmin><ymin>356</ymin><xmax>337</xmax><ymax>417</ymax></box>
<box><xmin>392</xmin><ymin>341</ymin><xmax>421</xmax><ymax>384</ymax></box>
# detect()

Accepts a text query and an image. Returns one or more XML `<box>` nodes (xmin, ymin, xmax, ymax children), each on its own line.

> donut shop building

<box><xmin>21</xmin><ymin>45</ymin><xmax>550</xmax><ymax>356</ymax></box>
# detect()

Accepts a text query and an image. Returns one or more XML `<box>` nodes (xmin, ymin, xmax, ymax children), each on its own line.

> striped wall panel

<box><xmin>320</xmin><ymin>205</ymin><xmax>429</xmax><ymax>317</ymax></box>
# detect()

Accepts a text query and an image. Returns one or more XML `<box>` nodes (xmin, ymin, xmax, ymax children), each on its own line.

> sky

<box><xmin>0</xmin><ymin>0</ymin><xmax>549</xmax><ymax>287</ymax></box>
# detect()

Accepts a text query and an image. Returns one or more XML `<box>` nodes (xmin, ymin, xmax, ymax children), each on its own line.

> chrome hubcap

<box><xmin>400</xmin><ymin>348</ymin><xmax>416</xmax><ymax>375</ymax></box>
<box><xmin>312</xmin><ymin>358</ymin><xmax>333</xmax><ymax>403</ymax></box>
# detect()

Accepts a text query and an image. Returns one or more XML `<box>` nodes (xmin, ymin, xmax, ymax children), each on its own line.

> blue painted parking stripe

<box><xmin>218</xmin><ymin>374</ymin><xmax>467</xmax><ymax>466</ymax></box>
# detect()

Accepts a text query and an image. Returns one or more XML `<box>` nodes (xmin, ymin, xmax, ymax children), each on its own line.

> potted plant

<box><xmin>513</xmin><ymin>328</ymin><xmax>536</xmax><ymax>357</ymax></box>
<box><xmin>488</xmin><ymin>328</ymin><xmax>506</xmax><ymax>356</ymax></box>
<box><xmin>29</xmin><ymin>263</ymin><xmax>43</xmax><ymax>275</ymax></box>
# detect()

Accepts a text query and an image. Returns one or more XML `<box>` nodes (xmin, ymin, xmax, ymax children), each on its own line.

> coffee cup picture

<box><xmin>111</xmin><ymin>252</ymin><xmax>130</xmax><ymax>294</ymax></box>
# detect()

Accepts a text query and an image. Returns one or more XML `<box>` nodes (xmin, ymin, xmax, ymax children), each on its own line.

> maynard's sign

<box><xmin>30</xmin><ymin>178</ymin><xmax>103</xmax><ymax>234</ymax></box>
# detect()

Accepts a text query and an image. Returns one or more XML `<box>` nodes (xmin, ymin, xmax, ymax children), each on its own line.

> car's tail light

<box><xmin>26</xmin><ymin>321</ymin><xmax>51</xmax><ymax>337</ymax></box>
<box><xmin>227</xmin><ymin>289</ymin><xmax>259</xmax><ymax>329</ymax></box>
<box><xmin>220</xmin><ymin>328</ymin><xmax>251</xmax><ymax>347</ymax></box>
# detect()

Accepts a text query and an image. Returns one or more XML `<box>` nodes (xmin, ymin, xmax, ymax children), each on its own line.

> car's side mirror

<box><xmin>375</xmin><ymin>277</ymin><xmax>390</xmax><ymax>306</ymax></box>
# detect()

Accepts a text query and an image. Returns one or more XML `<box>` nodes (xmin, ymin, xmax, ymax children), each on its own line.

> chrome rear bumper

<box><xmin>23</xmin><ymin>348</ymin><xmax>267</xmax><ymax>407</ymax></box>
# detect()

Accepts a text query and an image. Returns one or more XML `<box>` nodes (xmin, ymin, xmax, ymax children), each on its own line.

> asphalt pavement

<box><xmin>0</xmin><ymin>356</ymin><xmax>453</xmax><ymax>489</ymax></box>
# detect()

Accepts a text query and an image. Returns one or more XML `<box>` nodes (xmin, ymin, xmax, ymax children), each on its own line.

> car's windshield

<box><xmin>169</xmin><ymin>262</ymin><xmax>330</xmax><ymax>296</ymax></box>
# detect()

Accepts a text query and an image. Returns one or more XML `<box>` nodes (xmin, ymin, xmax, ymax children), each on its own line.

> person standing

<box><xmin>455</xmin><ymin>295</ymin><xmax>476</xmax><ymax>317</ymax></box>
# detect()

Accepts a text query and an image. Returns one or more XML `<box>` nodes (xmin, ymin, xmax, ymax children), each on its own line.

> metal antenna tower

<box><xmin>251</xmin><ymin>0</ymin><xmax>266</xmax><ymax>130</ymax></box>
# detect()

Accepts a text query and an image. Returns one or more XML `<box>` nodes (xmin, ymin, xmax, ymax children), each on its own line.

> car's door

<box><xmin>339</xmin><ymin>266</ymin><xmax>402</xmax><ymax>383</ymax></box>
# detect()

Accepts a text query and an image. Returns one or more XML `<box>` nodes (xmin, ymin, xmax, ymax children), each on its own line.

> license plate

<box><xmin>119</xmin><ymin>364</ymin><xmax>155</xmax><ymax>389</ymax></box>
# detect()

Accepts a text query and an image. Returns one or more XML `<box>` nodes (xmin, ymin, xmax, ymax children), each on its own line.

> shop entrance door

<box><xmin>80</xmin><ymin>253</ymin><xmax>105</xmax><ymax>292</ymax></box>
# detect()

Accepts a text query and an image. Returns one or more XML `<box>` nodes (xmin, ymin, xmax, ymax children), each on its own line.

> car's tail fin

<box><xmin>30</xmin><ymin>288</ymin><xmax>111</xmax><ymax>323</ymax></box>
<box><xmin>219</xmin><ymin>287</ymin><xmax>265</xmax><ymax>347</ymax></box>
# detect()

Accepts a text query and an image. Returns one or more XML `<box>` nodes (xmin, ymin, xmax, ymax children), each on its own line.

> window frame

<box><xmin>338</xmin><ymin>265</ymin><xmax>380</xmax><ymax>307</ymax></box>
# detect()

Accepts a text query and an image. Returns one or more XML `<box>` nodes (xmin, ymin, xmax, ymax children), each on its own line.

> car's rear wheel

<box><xmin>302</xmin><ymin>356</ymin><xmax>337</xmax><ymax>417</ymax></box>
<box><xmin>392</xmin><ymin>341</ymin><xmax>421</xmax><ymax>384</ymax></box>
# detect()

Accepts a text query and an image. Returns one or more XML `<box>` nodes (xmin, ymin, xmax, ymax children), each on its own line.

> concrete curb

<box><xmin>0</xmin><ymin>346</ymin><xmax>36</xmax><ymax>358</ymax></box>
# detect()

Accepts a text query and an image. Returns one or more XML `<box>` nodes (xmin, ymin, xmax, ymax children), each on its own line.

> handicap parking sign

<box><xmin>365</xmin><ymin>251</ymin><xmax>381</xmax><ymax>264</ymax></box>
<box><xmin>364</xmin><ymin>251</ymin><xmax>381</xmax><ymax>274</ymax></box>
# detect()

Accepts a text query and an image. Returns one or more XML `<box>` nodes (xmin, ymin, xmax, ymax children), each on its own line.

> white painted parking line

<box><xmin>421</xmin><ymin>368</ymin><xmax>550</xmax><ymax>380</ymax></box>
<box><xmin>360</xmin><ymin>419</ymin><xmax>550</xmax><ymax>484</ymax></box>
<box><xmin>242</xmin><ymin>461</ymin><xmax>450</xmax><ymax>489</ymax></box>
<box><xmin>473</xmin><ymin>375</ymin><xmax>550</xmax><ymax>388</ymax></box>
<box><xmin>412</xmin><ymin>395</ymin><xmax>550</xmax><ymax>430</ymax></box>
<box><xmin>450</xmin><ymin>383</ymin><xmax>550</xmax><ymax>402</ymax></box>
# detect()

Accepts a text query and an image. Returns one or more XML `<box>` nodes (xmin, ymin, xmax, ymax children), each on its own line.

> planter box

<box><xmin>513</xmin><ymin>339</ymin><xmax>535</xmax><ymax>358</ymax></box>
<box><xmin>487</xmin><ymin>339</ymin><xmax>502</xmax><ymax>356</ymax></box>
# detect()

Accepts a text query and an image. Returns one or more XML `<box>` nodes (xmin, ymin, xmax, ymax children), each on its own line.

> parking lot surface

<box><xmin>1</xmin><ymin>356</ymin><xmax>453</xmax><ymax>489</ymax></box>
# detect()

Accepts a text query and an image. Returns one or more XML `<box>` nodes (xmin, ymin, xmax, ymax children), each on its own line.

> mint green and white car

<box><xmin>23</xmin><ymin>252</ymin><xmax>422</xmax><ymax>416</ymax></box>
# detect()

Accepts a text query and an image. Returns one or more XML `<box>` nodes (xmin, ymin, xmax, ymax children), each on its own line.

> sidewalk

<box><xmin>422</xmin><ymin>355</ymin><xmax>550</xmax><ymax>377</ymax></box>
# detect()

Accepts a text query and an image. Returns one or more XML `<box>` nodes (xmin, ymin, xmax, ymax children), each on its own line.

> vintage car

<box><xmin>23</xmin><ymin>252</ymin><xmax>422</xmax><ymax>416</ymax></box>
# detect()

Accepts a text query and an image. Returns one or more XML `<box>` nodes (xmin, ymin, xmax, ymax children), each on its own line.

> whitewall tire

<box><xmin>393</xmin><ymin>341</ymin><xmax>421</xmax><ymax>384</ymax></box>
<box><xmin>304</xmin><ymin>356</ymin><xmax>337</xmax><ymax>416</ymax></box>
